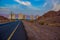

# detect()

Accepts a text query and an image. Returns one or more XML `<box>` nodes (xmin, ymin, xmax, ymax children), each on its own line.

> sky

<box><xmin>0</xmin><ymin>0</ymin><xmax>60</xmax><ymax>16</ymax></box>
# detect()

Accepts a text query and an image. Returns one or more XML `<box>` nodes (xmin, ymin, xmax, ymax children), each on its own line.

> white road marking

<box><xmin>7</xmin><ymin>22</ymin><xmax>20</xmax><ymax>40</ymax></box>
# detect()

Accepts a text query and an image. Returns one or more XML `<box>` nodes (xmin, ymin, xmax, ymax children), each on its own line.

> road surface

<box><xmin>0</xmin><ymin>20</ymin><xmax>28</xmax><ymax>40</ymax></box>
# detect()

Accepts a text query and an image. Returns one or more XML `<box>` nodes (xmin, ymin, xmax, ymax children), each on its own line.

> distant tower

<box><xmin>9</xmin><ymin>12</ymin><xmax>15</xmax><ymax>20</ymax></box>
<box><xmin>18</xmin><ymin>14</ymin><xmax>25</xmax><ymax>20</ymax></box>
<box><xmin>11</xmin><ymin>14</ymin><xmax>15</xmax><ymax>19</ymax></box>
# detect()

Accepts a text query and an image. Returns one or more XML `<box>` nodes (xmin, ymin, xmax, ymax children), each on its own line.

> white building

<box><xmin>9</xmin><ymin>14</ymin><xmax>15</xmax><ymax>19</ymax></box>
<box><xmin>18</xmin><ymin>14</ymin><xmax>25</xmax><ymax>19</ymax></box>
<box><xmin>30</xmin><ymin>15</ymin><xmax>34</xmax><ymax>20</ymax></box>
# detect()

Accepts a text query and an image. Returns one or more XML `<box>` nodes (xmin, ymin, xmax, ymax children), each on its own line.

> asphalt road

<box><xmin>0</xmin><ymin>20</ymin><xmax>28</xmax><ymax>40</ymax></box>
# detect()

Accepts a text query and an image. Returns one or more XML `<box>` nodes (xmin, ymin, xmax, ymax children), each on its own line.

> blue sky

<box><xmin>0</xmin><ymin>0</ymin><xmax>60</xmax><ymax>16</ymax></box>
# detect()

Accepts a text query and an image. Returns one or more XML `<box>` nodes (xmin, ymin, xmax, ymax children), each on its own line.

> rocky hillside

<box><xmin>36</xmin><ymin>10</ymin><xmax>60</xmax><ymax>26</ymax></box>
<box><xmin>0</xmin><ymin>16</ymin><xmax>10</xmax><ymax>23</ymax></box>
<box><xmin>43</xmin><ymin>10</ymin><xmax>60</xmax><ymax>18</ymax></box>
<box><xmin>37</xmin><ymin>10</ymin><xmax>60</xmax><ymax>19</ymax></box>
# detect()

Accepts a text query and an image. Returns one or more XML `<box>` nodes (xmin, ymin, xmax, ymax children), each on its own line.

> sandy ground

<box><xmin>22</xmin><ymin>20</ymin><xmax>60</xmax><ymax>40</ymax></box>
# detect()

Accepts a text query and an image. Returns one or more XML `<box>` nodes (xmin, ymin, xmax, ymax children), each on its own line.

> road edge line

<box><xmin>7</xmin><ymin>22</ymin><xmax>20</xmax><ymax>40</ymax></box>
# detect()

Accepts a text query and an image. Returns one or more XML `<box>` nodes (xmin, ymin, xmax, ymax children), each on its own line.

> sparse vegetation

<box><xmin>29</xmin><ymin>20</ymin><xmax>34</xmax><ymax>23</ymax></box>
<box><xmin>39</xmin><ymin>21</ymin><xmax>45</xmax><ymax>25</ymax></box>
<box><xmin>46</xmin><ymin>23</ymin><xmax>48</xmax><ymax>25</ymax></box>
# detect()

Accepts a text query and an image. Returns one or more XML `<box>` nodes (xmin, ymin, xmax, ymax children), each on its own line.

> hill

<box><xmin>0</xmin><ymin>16</ymin><xmax>10</xmax><ymax>23</ymax></box>
<box><xmin>36</xmin><ymin>10</ymin><xmax>60</xmax><ymax>26</ymax></box>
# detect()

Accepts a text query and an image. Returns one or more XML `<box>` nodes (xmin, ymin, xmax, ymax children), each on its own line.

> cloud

<box><xmin>0</xmin><ymin>7</ymin><xmax>10</xmax><ymax>14</ymax></box>
<box><xmin>42</xmin><ymin>2</ymin><xmax>48</xmax><ymax>7</ymax></box>
<box><xmin>0</xmin><ymin>4</ymin><xmax>21</xmax><ymax>9</ymax></box>
<box><xmin>0</xmin><ymin>8</ymin><xmax>9</xmax><ymax>11</ymax></box>
<box><xmin>43</xmin><ymin>0</ymin><xmax>60</xmax><ymax>11</ymax></box>
<box><xmin>0</xmin><ymin>4</ymin><xmax>21</xmax><ymax>13</ymax></box>
<box><xmin>53</xmin><ymin>4</ymin><xmax>60</xmax><ymax>11</ymax></box>
<box><xmin>14</xmin><ymin>0</ymin><xmax>41</xmax><ymax>10</ymax></box>
<box><xmin>0</xmin><ymin>7</ymin><xmax>7</xmax><ymax>9</ymax></box>
<box><xmin>15</xmin><ymin>0</ymin><xmax>32</xmax><ymax>6</ymax></box>
<box><xmin>52</xmin><ymin>0</ymin><xmax>60</xmax><ymax>11</ymax></box>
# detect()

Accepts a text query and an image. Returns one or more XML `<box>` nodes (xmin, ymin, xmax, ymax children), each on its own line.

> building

<box><xmin>18</xmin><ymin>14</ymin><xmax>25</xmax><ymax>20</ymax></box>
<box><xmin>30</xmin><ymin>15</ymin><xmax>34</xmax><ymax>20</ymax></box>
<box><xmin>36</xmin><ymin>15</ymin><xmax>40</xmax><ymax>19</ymax></box>
<box><xmin>9</xmin><ymin>14</ymin><xmax>15</xmax><ymax>19</ymax></box>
